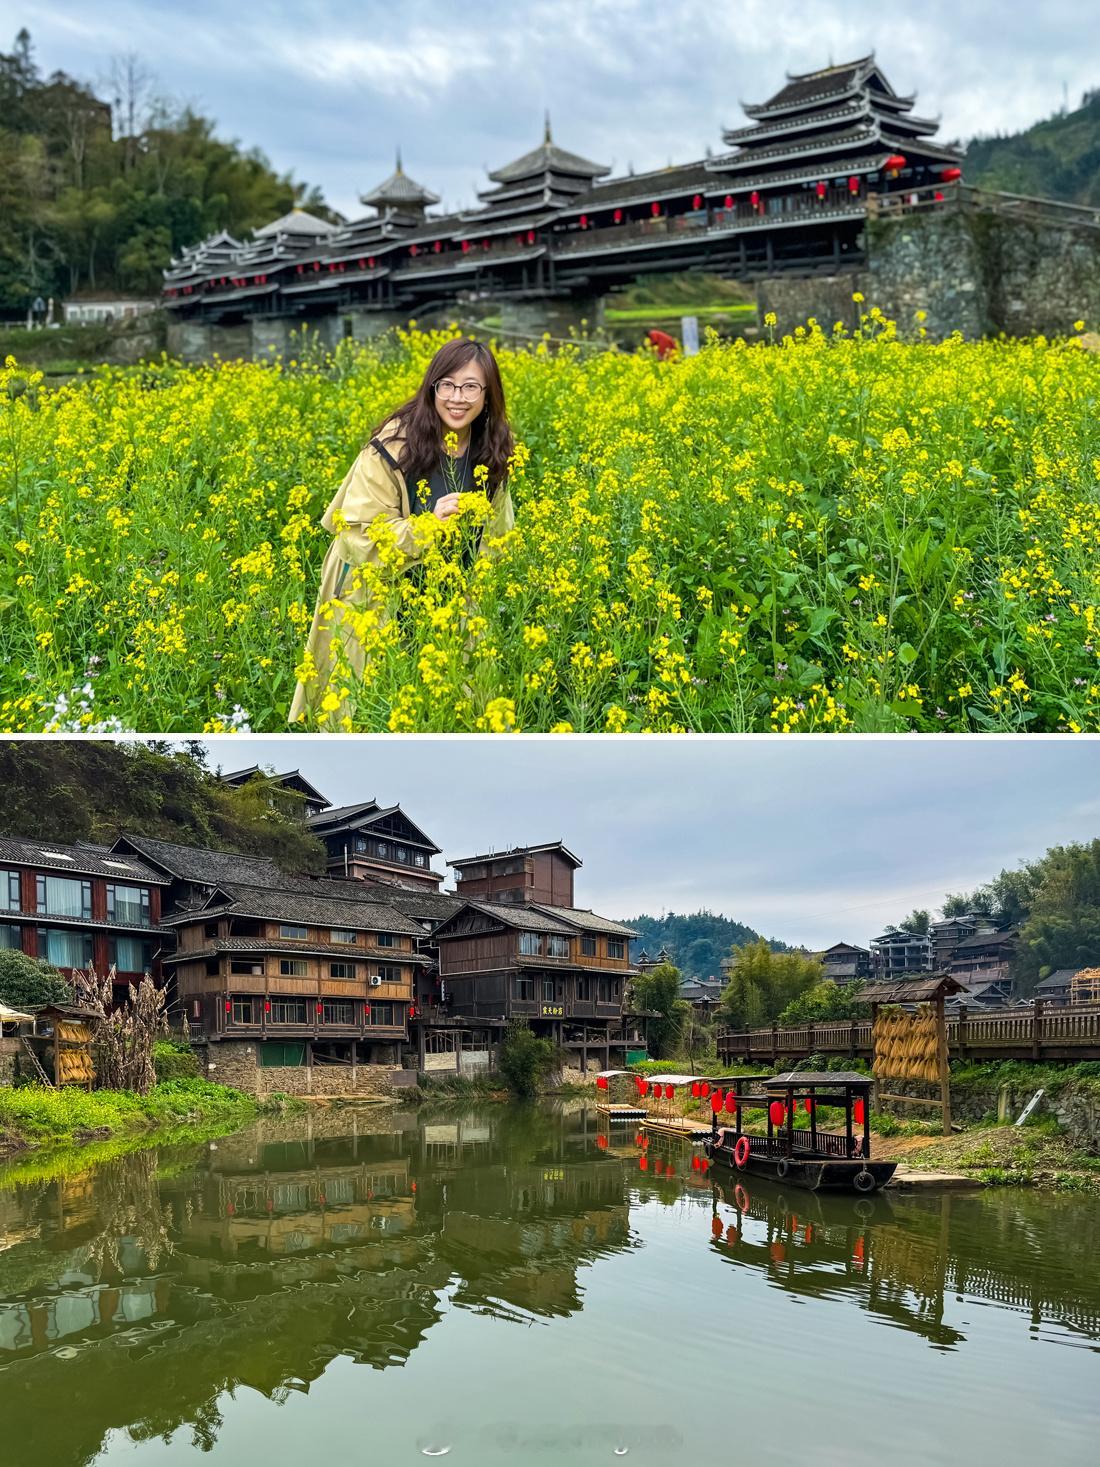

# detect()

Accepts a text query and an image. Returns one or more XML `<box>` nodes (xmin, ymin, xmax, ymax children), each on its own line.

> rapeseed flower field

<box><xmin>2</xmin><ymin>312</ymin><xmax>1099</xmax><ymax>733</ymax></box>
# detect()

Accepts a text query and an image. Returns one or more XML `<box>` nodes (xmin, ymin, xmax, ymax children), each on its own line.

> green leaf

<box><xmin>898</xmin><ymin>642</ymin><xmax>918</xmax><ymax>665</ymax></box>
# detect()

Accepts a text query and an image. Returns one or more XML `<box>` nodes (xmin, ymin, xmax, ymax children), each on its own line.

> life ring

<box><xmin>775</xmin><ymin>1158</ymin><xmax>790</xmax><ymax>1180</ymax></box>
<box><xmin>733</xmin><ymin>1182</ymin><xmax>750</xmax><ymax>1213</ymax></box>
<box><xmin>733</xmin><ymin>1136</ymin><xmax>751</xmax><ymax>1169</ymax></box>
<box><xmin>853</xmin><ymin>1170</ymin><xmax>877</xmax><ymax>1194</ymax></box>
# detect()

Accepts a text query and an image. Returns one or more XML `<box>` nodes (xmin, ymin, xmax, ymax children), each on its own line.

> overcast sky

<box><xmin>12</xmin><ymin>2</ymin><xmax>1097</xmax><ymax>218</ymax></box>
<box><xmin>175</xmin><ymin>737</ymin><xmax>1100</xmax><ymax>952</ymax></box>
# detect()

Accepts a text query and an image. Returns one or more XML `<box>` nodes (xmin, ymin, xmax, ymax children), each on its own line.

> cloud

<box><xmin>24</xmin><ymin>1</ymin><xmax>1100</xmax><ymax>217</ymax></box>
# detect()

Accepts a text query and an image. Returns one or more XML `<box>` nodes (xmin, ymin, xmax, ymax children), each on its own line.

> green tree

<box><xmin>885</xmin><ymin>909</ymin><xmax>931</xmax><ymax>935</ymax></box>
<box><xmin>0</xmin><ymin>740</ymin><xmax>326</xmax><ymax>872</ymax></box>
<box><xmin>776</xmin><ymin>979</ymin><xmax>869</xmax><ymax>1027</ymax></box>
<box><xmin>1014</xmin><ymin>840</ymin><xmax>1100</xmax><ymax>993</ymax></box>
<box><xmin>497</xmin><ymin>1018</ymin><xmax>557</xmax><ymax>1099</ymax></box>
<box><xmin>631</xmin><ymin>962</ymin><xmax>689</xmax><ymax>1058</ymax></box>
<box><xmin>0</xmin><ymin>949</ymin><xmax>72</xmax><ymax>1008</ymax></box>
<box><xmin>718</xmin><ymin>940</ymin><xmax>824</xmax><ymax>1029</ymax></box>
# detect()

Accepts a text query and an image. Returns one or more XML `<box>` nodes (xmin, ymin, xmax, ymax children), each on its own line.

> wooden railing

<box><xmin>866</xmin><ymin>181</ymin><xmax>1100</xmax><ymax>232</ymax></box>
<box><xmin>717</xmin><ymin>1003</ymin><xmax>1100</xmax><ymax>1064</ymax></box>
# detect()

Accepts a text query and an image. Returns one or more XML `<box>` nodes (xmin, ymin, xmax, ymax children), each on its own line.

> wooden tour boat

<box><xmin>703</xmin><ymin>1072</ymin><xmax>896</xmax><ymax>1194</ymax></box>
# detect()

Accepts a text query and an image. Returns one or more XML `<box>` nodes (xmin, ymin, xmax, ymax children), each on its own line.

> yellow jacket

<box><xmin>289</xmin><ymin>417</ymin><xmax>513</xmax><ymax>723</ymax></box>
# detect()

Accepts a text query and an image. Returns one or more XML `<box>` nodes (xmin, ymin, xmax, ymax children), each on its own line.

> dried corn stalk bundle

<box><xmin>873</xmin><ymin>1005</ymin><xmax>941</xmax><ymax>1084</ymax></box>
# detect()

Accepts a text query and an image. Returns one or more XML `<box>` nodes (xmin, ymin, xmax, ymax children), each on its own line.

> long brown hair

<box><xmin>371</xmin><ymin>338</ymin><xmax>514</xmax><ymax>493</ymax></box>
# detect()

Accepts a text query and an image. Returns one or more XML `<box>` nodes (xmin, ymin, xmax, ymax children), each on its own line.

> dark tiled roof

<box><xmin>362</xmin><ymin>886</ymin><xmax>464</xmax><ymax>922</ymax></box>
<box><xmin>0</xmin><ymin>836</ymin><xmax>168</xmax><ymax>884</ymax></box>
<box><xmin>861</xmin><ymin>976</ymin><xmax>963</xmax><ymax>1003</ymax></box>
<box><xmin>488</xmin><ymin>140</ymin><xmax>608</xmax><ymax>185</ymax></box>
<box><xmin>1035</xmin><ymin>969</ymin><xmax>1079</xmax><ymax>989</ymax></box>
<box><xmin>567</xmin><ymin>163</ymin><xmax>715</xmax><ymax>211</ymax></box>
<box><xmin>450</xmin><ymin>841</ymin><xmax>582</xmax><ymax>868</ymax></box>
<box><xmin>115</xmin><ymin>833</ymin><xmax>288</xmax><ymax>887</ymax></box>
<box><xmin>768</xmin><ymin>1071</ymin><xmax>872</xmax><ymax>1088</ymax></box>
<box><xmin>951</xmin><ymin>928</ymin><xmax>1016</xmax><ymax>951</ymax></box>
<box><xmin>529</xmin><ymin>904</ymin><xmax>638</xmax><ymax>938</ymax></box>
<box><xmin>450</xmin><ymin>901</ymin><xmax>576</xmax><ymax>935</ymax></box>
<box><xmin>210</xmin><ymin>883</ymin><xmax>425</xmax><ymax>936</ymax></box>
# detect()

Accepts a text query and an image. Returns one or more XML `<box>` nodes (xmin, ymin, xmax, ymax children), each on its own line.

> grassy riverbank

<box><xmin>0</xmin><ymin>1077</ymin><xmax>287</xmax><ymax>1158</ymax></box>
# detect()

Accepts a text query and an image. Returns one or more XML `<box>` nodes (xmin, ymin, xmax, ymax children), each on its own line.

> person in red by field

<box><xmin>646</xmin><ymin>328</ymin><xmax>679</xmax><ymax>359</ymax></box>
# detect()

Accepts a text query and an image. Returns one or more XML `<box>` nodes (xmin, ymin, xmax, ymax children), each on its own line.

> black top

<box><xmin>408</xmin><ymin>447</ymin><xmax>473</xmax><ymax>517</ymax></box>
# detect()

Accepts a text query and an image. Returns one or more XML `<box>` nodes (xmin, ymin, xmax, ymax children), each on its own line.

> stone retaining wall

<box><xmin>199</xmin><ymin>1041</ymin><xmax>398</xmax><ymax>1098</ymax></box>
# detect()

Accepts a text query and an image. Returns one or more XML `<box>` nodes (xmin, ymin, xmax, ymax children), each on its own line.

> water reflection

<box><xmin>0</xmin><ymin>1106</ymin><xmax>1096</xmax><ymax>1464</ymax></box>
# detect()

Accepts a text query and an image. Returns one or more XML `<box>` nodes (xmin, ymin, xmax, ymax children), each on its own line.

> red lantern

<box><xmin>750</xmin><ymin>190</ymin><xmax>760</xmax><ymax>208</ymax></box>
<box><xmin>433</xmin><ymin>240</ymin><xmax>441</xmax><ymax>252</ymax></box>
<box><xmin>854</xmin><ymin>1098</ymin><xmax>866</xmax><ymax>1125</ymax></box>
<box><xmin>803</xmin><ymin>1097</ymin><xmax>813</xmax><ymax>1114</ymax></box>
<box><xmin>853</xmin><ymin>1236</ymin><xmax>865</xmax><ymax>1263</ymax></box>
<box><xmin>368</xmin><ymin>256</ymin><xmax>375</xmax><ymax>267</ymax></box>
<box><xmin>940</xmin><ymin>167</ymin><xmax>962</xmax><ymax>183</ymax></box>
<box><xmin>579</xmin><ymin>213</ymin><xmax>588</xmax><ymax>229</ymax></box>
<box><xmin>639</xmin><ymin>1156</ymin><xmax>648</xmax><ymax>1171</ymax></box>
<box><xmin>701</xmin><ymin>1083</ymin><xmax>711</xmax><ymax>1098</ymax></box>
<box><xmin>665</xmin><ymin>1165</ymin><xmax>675</xmax><ymax>1177</ymax></box>
<box><xmin>769</xmin><ymin>1241</ymin><xmax>786</xmax><ymax>1264</ymax></box>
<box><xmin>725</xmin><ymin>1225</ymin><xmax>738</xmax><ymax>1245</ymax></box>
<box><xmin>699</xmin><ymin>1157</ymin><xmax>708</xmax><ymax>1172</ymax></box>
<box><xmin>724</xmin><ymin>194</ymin><xmax>733</xmax><ymax>208</ymax></box>
<box><xmin>711</xmin><ymin>1215</ymin><xmax>723</xmax><ymax>1238</ymax></box>
<box><xmin>264</xmin><ymin>1000</ymin><xmax>271</xmax><ymax>1014</ymax></box>
<box><xmin>596</xmin><ymin>1074</ymin><xmax>608</xmax><ymax>1090</ymax></box>
<box><xmin>884</xmin><ymin>154</ymin><xmax>907</xmax><ymax>172</ymax></box>
<box><xmin>692</xmin><ymin>194</ymin><xmax>702</xmax><ymax>209</ymax></box>
<box><xmin>596</xmin><ymin>1133</ymin><xmax>608</xmax><ymax>1149</ymax></box>
<box><xmin>768</xmin><ymin>1101</ymin><xmax>786</xmax><ymax>1127</ymax></box>
<box><xmin>848</xmin><ymin>176</ymin><xmax>860</xmax><ymax>195</ymax></box>
<box><xmin>650</xmin><ymin>201</ymin><xmax>661</xmax><ymax>217</ymax></box>
<box><xmin>691</xmin><ymin>1155</ymin><xmax>700</xmax><ymax>1171</ymax></box>
<box><xmin>664</xmin><ymin>1084</ymin><xmax>674</xmax><ymax>1100</ymax></box>
<box><xmin>461</xmin><ymin>239</ymin><xmax>470</xmax><ymax>253</ymax></box>
<box><xmin>411</xmin><ymin>1181</ymin><xmax>417</xmax><ymax>1193</ymax></box>
<box><xmin>691</xmin><ymin>1081</ymin><xmax>701</xmax><ymax>1098</ymax></box>
<box><xmin>613</xmin><ymin>208</ymin><xmax>623</xmax><ymax>223</ymax></box>
<box><xmin>934</xmin><ymin>191</ymin><xmax>944</xmax><ymax>202</ymax></box>
<box><xmin>654</xmin><ymin>1159</ymin><xmax>664</xmax><ymax>1175</ymax></box>
<box><xmin>224</xmin><ymin>999</ymin><xmax>231</xmax><ymax>1012</ymax></box>
<box><xmin>316</xmin><ymin>1002</ymin><xmax>323</xmax><ymax>1014</ymax></box>
<box><xmin>724</xmin><ymin>1091</ymin><xmax>736</xmax><ymax>1114</ymax></box>
<box><xmin>526</xmin><ymin>230</ymin><xmax>536</xmax><ymax>244</ymax></box>
<box><xmin>358</xmin><ymin>258</ymin><xmax>366</xmax><ymax>268</ymax></box>
<box><xmin>410</xmin><ymin>244</ymin><xmax>419</xmax><ymax>256</ymax></box>
<box><xmin>710</xmin><ymin>1093</ymin><xmax>723</xmax><ymax>1114</ymax></box>
<box><xmin>815</xmin><ymin>181</ymin><xmax>826</xmax><ymax>199</ymax></box>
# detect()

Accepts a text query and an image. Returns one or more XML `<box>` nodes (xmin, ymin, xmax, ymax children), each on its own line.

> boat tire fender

<box><xmin>853</xmin><ymin>1170</ymin><xmax>877</xmax><ymax>1194</ymax></box>
<box><xmin>775</xmin><ymin>1158</ymin><xmax>790</xmax><ymax>1180</ymax></box>
<box><xmin>733</xmin><ymin>1136</ymin><xmax>751</xmax><ymax>1169</ymax></box>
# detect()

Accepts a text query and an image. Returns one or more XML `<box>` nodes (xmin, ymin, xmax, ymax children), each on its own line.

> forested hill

<box><xmin>0</xmin><ymin>741</ymin><xmax>325</xmax><ymax>872</ymax></box>
<box><xmin>625</xmin><ymin>911</ymin><xmax>789</xmax><ymax>979</ymax></box>
<box><xmin>963</xmin><ymin>89</ymin><xmax>1100</xmax><ymax>205</ymax></box>
<box><xmin>0</xmin><ymin>27</ymin><xmax>334</xmax><ymax>310</ymax></box>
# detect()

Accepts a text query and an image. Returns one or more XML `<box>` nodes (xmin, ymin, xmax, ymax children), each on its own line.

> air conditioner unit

<box><xmin>370</xmin><ymin>975</ymin><xmax>383</xmax><ymax>987</ymax></box>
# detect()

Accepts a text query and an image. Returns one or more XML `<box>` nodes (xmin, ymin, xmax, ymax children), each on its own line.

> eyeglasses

<box><xmin>434</xmin><ymin>379</ymin><xmax>485</xmax><ymax>401</ymax></box>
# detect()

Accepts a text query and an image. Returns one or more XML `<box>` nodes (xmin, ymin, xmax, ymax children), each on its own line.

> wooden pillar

<box><xmin>1032</xmin><ymin>999</ymin><xmax>1044</xmax><ymax>1062</ymax></box>
<box><xmin>936</xmin><ymin>996</ymin><xmax>951</xmax><ymax>1136</ymax></box>
<box><xmin>957</xmin><ymin>1002</ymin><xmax>969</xmax><ymax>1061</ymax></box>
<box><xmin>417</xmin><ymin>1021</ymin><xmax>426</xmax><ymax>1073</ymax></box>
<box><xmin>455</xmin><ymin>1033</ymin><xmax>463</xmax><ymax>1073</ymax></box>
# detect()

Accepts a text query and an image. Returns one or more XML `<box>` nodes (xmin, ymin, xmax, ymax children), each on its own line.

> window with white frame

<box><xmin>519</xmin><ymin>932</ymin><xmax>541</xmax><ymax>956</ymax></box>
<box><xmin>546</xmin><ymin>935</ymin><xmax>569</xmax><ymax>957</ymax></box>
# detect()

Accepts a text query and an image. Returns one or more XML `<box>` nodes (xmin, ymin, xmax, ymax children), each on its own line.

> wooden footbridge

<box><xmin>717</xmin><ymin>1002</ymin><xmax>1100</xmax><ymax>1067</ymax></box>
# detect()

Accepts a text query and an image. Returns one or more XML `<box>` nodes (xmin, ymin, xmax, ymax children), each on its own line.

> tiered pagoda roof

<box><xmin>707</xmin><ymin>53</ymin><xmax>961</xmax><ymax>185</ymax></box>
<box><xmin>359</xmin><ymin>149</ymin><xmax>441</xmax><ymax>220</ymax></box>
<box><xmin>163</xmin><ymin>229</ymin><xmax>242</xmax><ymax>289</ymax></box>
<box><xmin>463</xmin><ymin>114</ymin><xmax>610</xmax><ymax>238</ymax></box>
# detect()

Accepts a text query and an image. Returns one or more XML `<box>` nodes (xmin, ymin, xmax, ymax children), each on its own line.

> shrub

<box><xmin>153</xmin><ymin>1039</ymin><xmax>200</xmax><ymax>1082</ymax></box>
<box><xmin>0</xmin><ymin>950</ymin><xmax>72</xmax><ymax>1009</ymax></box>
<box><xmin>498</xmin><ymin>1019</ymin><xmax>558</xmax><ymax>1099</ymax></box>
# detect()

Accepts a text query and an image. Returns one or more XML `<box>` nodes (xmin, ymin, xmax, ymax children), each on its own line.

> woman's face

<box><xmin>432</xmin><ymin>355</ymin><xmax>488</xmax><ymax>437</ymax></box>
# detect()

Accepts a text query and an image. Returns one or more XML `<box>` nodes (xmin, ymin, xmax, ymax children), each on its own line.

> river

<box><xmin>0</xmin><ymin>1104</ymin><xmax>1096</xmax><ymax>1465</ymax></box>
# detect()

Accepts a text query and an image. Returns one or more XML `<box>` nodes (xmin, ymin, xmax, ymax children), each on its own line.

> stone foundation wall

<box><xmin>199</xmin><ymin>1041</ymin><xmax>398</xmax><ymax>1098</ymax></box>
<box><xmin>755</xmin><ymin>271</ymin><xmax>868</xmax><ymax>336</ymax></box>
<box><xmin>0</xmin><ymin>1040</ymin><xmax>17</xmax><ymax>1087</ymax></box>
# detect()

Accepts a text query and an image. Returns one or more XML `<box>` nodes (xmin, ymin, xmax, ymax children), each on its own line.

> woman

<box><xmin>289</xmin><ymin>338</ymin><xmax>515</xmax><ymax>723</ymax></box>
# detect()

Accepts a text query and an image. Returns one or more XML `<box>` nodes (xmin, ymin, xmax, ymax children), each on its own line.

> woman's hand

<box><xmin>433</xmin><ymin>493</ymin><xmax>461</xmax><ymax>521</ymax></box>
